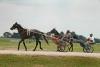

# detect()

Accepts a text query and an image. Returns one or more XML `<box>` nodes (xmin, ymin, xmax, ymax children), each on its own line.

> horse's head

<box><xmin>10</xmin><ymin>22</ymin><xmax>20</xmax><ymax>30</ymax></box>
<box><xmin>10</xmin><ymin>22</ymin><xmax>23</xmax><ymax>30</ymax></box>
<box><xmin>49</xmin><ymin>28</ymin><xmax>60</xmax><ymax>35</ymax></box>
<box><xmin>71</xmin><ymin>32</ymin><xmax>77</xmax><ymax>39</ymax></box>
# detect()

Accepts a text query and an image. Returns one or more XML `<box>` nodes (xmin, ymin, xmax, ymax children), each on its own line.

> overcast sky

<box><xmin>0</xmin><ymin>0</ymin><xmax>100</xmax><ymax>38</ymax></box>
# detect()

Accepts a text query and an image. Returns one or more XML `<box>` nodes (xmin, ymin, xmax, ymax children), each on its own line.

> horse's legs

<box><xmin>33</xmin><ymin>40</ymin><xmax>38</xmax><ymax>51</ymax></box>
<box><xmin>18</xmin><ymin>39</ymin><xmax>23</xmax><ymax>50</ymax></box>
<box><xmin>57</xmin><ymin>45</ymin><xmax>60</xmax><ymax>51</ymax></box>
<box><xmin>63</xmin><ymin>43</ymin><xmax>66</xmax><ymax>51</ymax></box>
<box><xmin>23</xmin><ymin>40</ymin><xmax>27</xmax><ymax>51</ymax></box>
<box><xmin>69</xmin><ymin>42</ymin><xmax>73</xmax><ymax>52</ymax></box>
<box><xmin>38</xmin><ymin>40</ymin><xmax>43</xmax><ymax>50</ymax></box>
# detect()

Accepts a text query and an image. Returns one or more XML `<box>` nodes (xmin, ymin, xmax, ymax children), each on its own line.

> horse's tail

<box><xmin>42</xmin><ymin>34</ymin><xmax>49</xmax><ymax>45</ymax></box>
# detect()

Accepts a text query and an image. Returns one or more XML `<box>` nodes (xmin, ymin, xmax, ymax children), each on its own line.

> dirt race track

<box><xmin>0</xmin><ymin>50</ymin><xmax>100</xmax><ymax>58</ymax></box>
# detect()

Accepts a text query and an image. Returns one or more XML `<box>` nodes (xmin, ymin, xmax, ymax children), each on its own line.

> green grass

<box><xmin>0</xmin><ymin>55</ymin><xmax>100</xmax><ymax>67</ymax></box>
<box><xmin>0</xmin><ymin>38</ymin><xmax>100</xmax><ymax>52</ymax></box>
<box><xmin>0</xmin><ymin>38</ymin><xmax>100</xmax><ymax>67</ymax></box>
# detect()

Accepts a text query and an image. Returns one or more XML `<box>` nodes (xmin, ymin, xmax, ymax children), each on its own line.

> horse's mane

<box><xmin>17</xmin><ymin>23</ymin><xmax>24</xmax><ymax>29</ymax></box>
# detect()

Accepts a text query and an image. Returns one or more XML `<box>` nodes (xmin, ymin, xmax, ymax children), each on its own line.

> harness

<box><xmin>27</xmin><ymin>29</ymin><xmax>31</xmax><ymax>36</ymax></box>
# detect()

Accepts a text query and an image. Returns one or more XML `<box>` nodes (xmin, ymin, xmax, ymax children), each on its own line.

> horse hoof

<box><xmin>33</xmin><ymin>49</ymin><xmax>36</xmax><ymax>51</ymax></box>
<box><xmin>40</xmin><ymin>48</ymin><xmax>43</xmax><ymax>50</ymax></box>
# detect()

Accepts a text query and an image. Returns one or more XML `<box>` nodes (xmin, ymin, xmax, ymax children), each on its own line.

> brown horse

<box><xmin>10</xmin><ymin>22</ymin><xmax>49</xmax><ymax>51</ymax></box>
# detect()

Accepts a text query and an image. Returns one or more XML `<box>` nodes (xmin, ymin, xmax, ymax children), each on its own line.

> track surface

<box><xmin>0</xmin><ymin>50</ymin><xmax>100</xmax><ymax>58</ymax></box>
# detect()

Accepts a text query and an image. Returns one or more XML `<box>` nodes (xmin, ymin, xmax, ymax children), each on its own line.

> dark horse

<box><xmin>47</xmin><ymin>28</ymin><xmax>73</xmax><ymax>52</ymax></box>
<box><xmin>10</xmin><ymin>22</ymin><xmax>49</xmax><ymax>51</ymax></box>
<box><xmin>69</xmin><ymin>32</ymin><xmax>94</xmax><ymax>53</ymax></box>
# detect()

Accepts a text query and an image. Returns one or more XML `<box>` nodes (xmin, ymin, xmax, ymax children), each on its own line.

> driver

<box><xmin>87</xmin><ymin>33</ymin><xmax>95</xmax><ymax>45</ymax></box>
